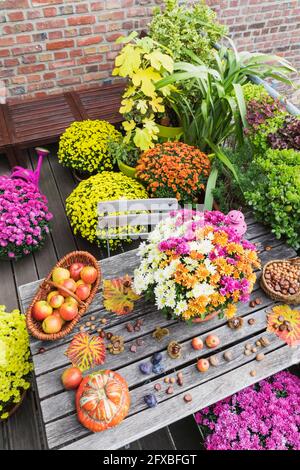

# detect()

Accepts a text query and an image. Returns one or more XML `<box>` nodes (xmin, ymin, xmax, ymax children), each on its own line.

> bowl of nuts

<box><xmin>260</xmin><ymin>258</ymin><xmax>300</xmax><ymax>304</ymax></box>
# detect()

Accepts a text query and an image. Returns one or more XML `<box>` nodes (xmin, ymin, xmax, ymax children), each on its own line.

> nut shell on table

<box><xmin>228</xmin><ymin>317</ymin><xmax>243</xmax><ymax>329</ymax></box>
<box><xmin>107</xmin><ymin>335</ymin><xmax>124</xmax><ymax>355</ymax></box>
<box><xmin>153</xmin><ymin>326</ymin><xmax>169</xmax><ymax>341</ymax></box>
<box><xmin>167</xmin><ymin>340</ymin><xmax>182</xmax><ymax>359</ymax></box>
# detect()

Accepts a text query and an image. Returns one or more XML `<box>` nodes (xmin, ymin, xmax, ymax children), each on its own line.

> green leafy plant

<box><xmin>58</xmin><ymin>120</ymin><xmax>121</xmax><ymax>174</ymax></box>
<box><xmin>149</xmin><ymin>0</ymin><xmax>227</xmax><ymax>64</ymax></box>
<box><xmin>0</xmin><ymin>305</ymin><xmax>32</xmax><ymax>420</ymax></box>
<box><xmin>108</xmin><ymin>139</ymin><xmax>140</xmax><ymax>168</ymax></box>
<box><xmin>112</xmin><ymin>32</ymin><xmax>175</xmax><ymax>151</ymax></box>
<box><xmin>244</xmin><ymin>148</ymin><xmax>300</xmax><ymax>249</ymax></box>
<box><xmin>157</xmin><ymin>40</ymin><xmax>295</xmax><ymax>156</ymax></box>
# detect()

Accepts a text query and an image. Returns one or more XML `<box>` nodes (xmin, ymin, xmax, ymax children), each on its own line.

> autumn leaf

<box><xmin>145</xmin><ymin>50</ymin><xmax>174</xmax><ymax>74</ymax></box>
<box><xmin>266</xmin><ymin>304</ymin><xmax>300</xmax><ymax>348</ymax></box>
<box><xmin>132</xmin><ymin>68</ymin><xmax>162</xmax><ymax>97</ymax></box>
<box><xmin>65</xmin><ymin>332</ymin><xmax>106</xmax><ymax>371</ymax></box>
<box><xmin>103</xmin><ymin>275</ymin><xmax>140</xmax><ymax>316</ymax></box>
<box><xmin>114</xmin><ymin>44</ymin><xmax>142</xmax><ymax>77</ymax></box>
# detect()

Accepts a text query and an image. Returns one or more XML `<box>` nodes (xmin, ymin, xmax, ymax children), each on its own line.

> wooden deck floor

<box><xmin>0</xmin><ymin>146</ymin><xmax>201</xmax><ymax>450</ymax></box>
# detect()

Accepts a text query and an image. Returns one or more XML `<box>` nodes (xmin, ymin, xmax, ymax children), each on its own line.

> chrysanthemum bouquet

<box><xmin>66</xmin><ymin>171</ymin><xmax>148</xmax><ymax>250</ymax></box>
<box><xmin>0</xmin><ymin>305</ymin><xmax>32</xmax><ymax>420</ymax></box>
<box><xmin>133</xmin><ymin>210</ymin><xmax>260</xmax><ymax>322</ymax></box>
<box><xmin>58</xmin><ymin>120</ymin><xmax>121</xmax><ymax>174</ymax></box>
<box><xmin>194</xmin><ymin>371</ymin><xmax>300</xmax><ymax>450</ymax></box>
<box><xmin>0</xmin><ymin>176</ymin><xmax>53</xmax><ymax>260</ymax></box>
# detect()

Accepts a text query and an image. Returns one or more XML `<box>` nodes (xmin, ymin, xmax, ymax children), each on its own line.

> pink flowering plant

<box><xmin>194</xmin><ymin>371</ymin><xmax>300</xmax><ymax>450</ymax></box>
<box><xmin>0</xmin><ymin>177</ymin><xmax>52</xmax><ymax>260</ymax></box>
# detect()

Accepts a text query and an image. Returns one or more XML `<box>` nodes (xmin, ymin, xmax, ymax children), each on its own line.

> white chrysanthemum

<box><xmin>192</xmin><ymin>282</ymin><xmax>215</xmax><ymax>298</ymax></box>
<box><xmin>189</xmin><ymin>239</ymin><xmax>213</xmax><ymax>255</ymax></box>
<box><xmin>204</xmin><ymin>258</ymin><xmax>217</xmax><ymax>274</ymax></box>
<box><xmin>174</xmin><ymin>299</ymin><xmax>188</xmax><ymax>315</ymax></box>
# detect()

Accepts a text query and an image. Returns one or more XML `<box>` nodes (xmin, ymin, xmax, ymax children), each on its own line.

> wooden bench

<box><xmin>18</xmin><ymin>215</ymin><xmax>300</xmax><ymax>450</ymax></box>
<box><xmin>0</xmin><ymin>82</ymin><xmax>124</xmax><ymax>167</ymax></box>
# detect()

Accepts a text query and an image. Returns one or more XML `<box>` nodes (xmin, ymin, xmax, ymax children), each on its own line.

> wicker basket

<box><xmin>260</xmin><ymin>257</ymin><xmax>300</xmax><ymax>305</ymax></box>
<box><xmin>26</xmin><ymin>251</ymin><xmax>101</xmax><ymax>341</ymax></box>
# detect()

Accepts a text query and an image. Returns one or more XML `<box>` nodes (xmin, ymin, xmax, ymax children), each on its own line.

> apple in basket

<box><xmin>32</xmin><ymin>300</ymin><xmax>53</xmax><ymax>321</ymax></box>
<box><xmin>65</xmin><ymin>296</ymin><xmax>79</xmax><ymax>307</ymax></box>
<box><xmin>58</xmin><ymin>278</ymin><xmax>77</xmax><ymax>295</ymax></box>
<box><xmin>47</xmin><ymin>290</ymin><xmax>59</xmax><ymax>304</ymax></box>
<box><xmin>42</xmin><ymin>314</ymin><xmax>63</xmax><ymax>334</ymax></box>
<box><xmin>52</xmin><ymin>310</ymin><xmax>66</xmax><ymax>326</ymax></box>
<box><xmin>76</xmin><ymin>283</ymin><xmax>91</xmax><ymax>301</ymax></box>
<box><xmin>80</xmin><ymin>266</ymin><xmax>97</xmax><ymax>285</ymax></box>
<box><xmin>69</xmin><ymin>262</ymin><xmax>85</xmax><ymax>281</ymax></box>
<box><xmin>52</xmin><ymin>267</ymin><xmax>70</xmax><ymax>284</ymax></box>
<box><xmin>49</xmin><ymin>293</ymin><xmax>64</xmax><ymax>309</ymax></box>
<box><xmin>59</xmin><ymin>302</ymin><xmax>78</xmax><ymax>321</ymax></box>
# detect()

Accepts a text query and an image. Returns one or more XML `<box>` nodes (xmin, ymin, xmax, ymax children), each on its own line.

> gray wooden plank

<box><xmin>40</xmin><ymin>302</ymin><xmax>275</xmax><ymax>424</ymax></box>
<box><xmin>59</xmin><ymin>345</ymin><xmax>300</xmax><ymax>450</ymax></box>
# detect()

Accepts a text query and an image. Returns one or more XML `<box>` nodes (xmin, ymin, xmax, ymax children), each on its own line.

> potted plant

<box><xmin>112</xmin><ymin>32</ymin><xmax>182</xmax><ymax>152</ymax></box>
<box><xmin>108</xmin><ymin>139</ymin><xmax>140</xmax><ymax>179</ymax></box>
<box><xmin>0</xmin><ymin>305</ymin><xmax>32</xmax><ymax>420</ymax></box>
<box><xmin>58</xmin><ymin>120</ymin><xmax>122</xmax><ymax>180</ymax></box>
<box><xmin>133</xmin><ymin>209</ymin><xmax>260</xmax><ymax>323</ymax></box>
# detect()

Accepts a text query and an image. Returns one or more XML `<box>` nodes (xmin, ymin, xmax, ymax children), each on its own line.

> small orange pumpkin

<box><xmin>76</xmin><ymin>370</ymin><xmax>130</xmax><ymax>432</ymax></box>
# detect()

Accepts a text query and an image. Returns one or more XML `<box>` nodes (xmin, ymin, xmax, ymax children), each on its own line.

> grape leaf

<box><xmin>103</xmin><ymin>275</ymin><xmax>140</xmax><ymax>316</ymax></box>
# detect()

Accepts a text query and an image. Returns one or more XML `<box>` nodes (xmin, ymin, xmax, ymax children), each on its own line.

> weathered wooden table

<box><xmin>19</xmin><ymin>220</ymin><xmax>300</xmax><ymax>450</ymax></box>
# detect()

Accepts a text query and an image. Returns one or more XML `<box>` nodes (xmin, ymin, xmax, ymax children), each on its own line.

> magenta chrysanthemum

<box><xmin>0</xmin><ymin>176</ymin><xmax>52</xmax><ymax>260</ymax></box>
<box><xmin>195</xmin><ymin>371</ymin><xmax>300</xmax><ymax>450</ymax></box>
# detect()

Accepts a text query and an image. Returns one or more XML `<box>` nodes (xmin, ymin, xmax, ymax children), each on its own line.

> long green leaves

<box><xmin>204</xmin><ymin>165</ymin><xmax>218</xmax><ymax>211</ymax></box>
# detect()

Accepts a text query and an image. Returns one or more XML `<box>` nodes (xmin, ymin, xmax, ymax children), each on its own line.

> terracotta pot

<box><xmin>117</xmin><ymin>160</ymin><xmax>137</xmax><ymax>179</ymax></box>
<box><xmin>192</xmin><ymin>310</ymin><xmax>219</xmax><ymax>323</ymax></box>
<box><xmin>0</xmin><ymin>389</ymin><xmax>26</xmax><ymax>421</ymax></box>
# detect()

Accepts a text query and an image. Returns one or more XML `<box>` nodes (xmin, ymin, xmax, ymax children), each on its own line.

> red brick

<box><xmin>79</xmin><ymin>27</ymin><xmax>93</xmax><ymax>36</ymax></box>
<box><xmin>94</xmin><ymin>24</ymin><xmax>107</xmax><ymax>33</ymax></box>
<box><xmin>47</xmin><ymin>39</ymin><xmax>74</xmax><ymax>50</ymax></box>
<box><xmin>70</xmin><ymin>49</ymin><xmax>83</xmax><ymax>58</ymax></box>
<box><xmin>106</xmin><ymin>0</ymin><xmax>121</xmax><ymax>8</ymax></box>
<box><xmin>76</xmin><ymin>4</ymin><xmax>89</xmax><ymax>13</ymax></box>
<box><xmin>27</xmin><ymin>10</ymin><xmax>42</xmax><ymax>19</ymax></box>
<box><xmin>57</xmin><ymin>69</ymin><xmax>71</xmax><ymax>78</ymax></box>
<box><xmin>77</xmin><ymin>36</ymin><xmax>103</xmax><ymax>46</ymax></box>
<box><xmin>0</xmin><ymin>50</ymin><xmax>10</xmax><ymax>58</ymax></box>
<box><xmin>99</xmin><ymin>11</ymin><xmax>124</xmax><ymax>21</ymax></box>
<box><xmin>0</xmin><ymin>37</ymin><xmax>15</xmax><ymax>47</ymax></box>
<box><xmin>49</xmin><ymin>59</ymin><xmax>76</xmax><ymax>69</ymax></box>
<box><xmin>83</xmin><ymin>71</ymin><xmax>108</xmax><ymax>82</ymax></box>
<box><xmin>68</xmin><ymin>16</ymin><xmax>96</xmax><ymax>26</ymax></box>
<box><xmin>91</xmin><ymin>2</ymin><xmax>105</xmax><ymax>11</ymax></box>
<box><xmin>37</xmin><ymin>19</ymin><xmax>65</xmax><ymax>29</ymax></box>
<box><xmin>43</xmin><ymin>7</ymin><xmax>57</xmax><ymax>17</ymax></box>
<box><xmin>64</xmin><ymin>28</ymin><xmax>78</xmax><ymax>38</ymax></box>
<box><xmin>78</xmin><ymin>54</ymin><xmax>103</xmax><ymax>64</ymax></box>
<box><xmin>26</xmin><ymin>74</ymin><xmax>42</xmax><ymax>83</ymax></box>
<box><xmin>16</xmin><ymin>35</ymin><xmax>32</xmax><ymax>44</ymax></box>
<box><xmin>107</xmin><ymin>32</ymin><xmax>122</xmax><ymax>42</ymax></box>
<box><xmin>4</xmin><ymin>58</ymin><xmax>19</xmax><ymax>67</ymax></box>
<box><xmin>21</xmin><ymin>55</ymin><xmax>37</xmax><ymax>64</ymax></box>
<box><xmin>54</xmin><ymin>51</ymin><xmax>68</xmax><ymax>60</ymax></box>
<box><xmin>44</xmin><ymin>72</ymin><xmax>56</xmax><ymax>80</ymax></box>
<box><xmin>8</xmin><ymin>12</ymin><xmax>24</xmax><ymax>21</ymax></box>
<box><xmin>18</xmin><ymin>64</ymin><xmax>45</xmax><ymax>74</ymax></box>
<box><xmin>48</xmin><ymin>31</ymin><xmax>64</xmax><ymax>40</ymax></box>
<box><xmin>3</xmin><ymin>23</ymin><xmax>34</xmax><ymax>34</ymax></box>
<box><xmin>11</xmin><ymin>76</ymin><xmax>26</xmax><ymax>84</ymax></box>
<box><xmin>31</xmin><ymin>0</ymin><xmax>62</xmax><ymax>4</ymax></box>
<box><xmin>57</xmin><ymin>77</ymin><xmax>81</xmax><ymax>86</ymax></box>
<box><xmin>2</xmin><ymin>0</ymin><xmax>29</xmax><ymax>8</ymax></box>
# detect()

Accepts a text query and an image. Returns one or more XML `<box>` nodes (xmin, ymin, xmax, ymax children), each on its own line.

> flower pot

<box><xmin>117</xmin><ymin>159</ymin><xmax>137</xmax><ymax>179</ymax></box>
<box><xmin>156</xmin><ymin>123</ymin><xmax>183</xmax><ymax>141</ymax></box>
<box><xmin>72</xmin><ymin>169</ymin><xmax>91</xmax><ymax>182</ymax></box>
<box><xmin>192</xmin><ymin>310</ymin><xmax>219</xmax><ymax>323</ymax></box>
<box><xmin>0</xmin><ymin>389</ymin><xmax>26</xmax><ymax>421</ymax></box>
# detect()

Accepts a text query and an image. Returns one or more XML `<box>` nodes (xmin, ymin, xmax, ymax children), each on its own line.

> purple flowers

<box><xmin>195</xmin><ymin>371</ymin><xmax>300</xmax><ymax>450</ymax></box>
<box><xmin>0</xmin><ymin>176</ymin><xmax>53</xmax><ymax>260</ymax></box>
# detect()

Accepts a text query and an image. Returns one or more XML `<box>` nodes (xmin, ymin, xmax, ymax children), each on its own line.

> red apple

<box><xmin>47</xmin><ymin>290</ymin><xmax>59</xmax><ymax>304</ymax></box>
<box><xmin>58</xmin><ymin>278</ymin><xmax>77</xmax><ymax>296</ymax></box>
<box><xmin>59</xmin><ymin>302</ymin><xmax>78</xmax><ymax>321</ymax></box>
<box><xmin>52</xmin><ymin>267</ymin><xmax>70</xmax><ymax>284</ymax></box>
<box><xmin>49</xmin><ymin>294</ymin><xmax>64</xmax><ymax>309</ymax></box>
<box><xmin>191</xmin><ymin>337</ymin><xmax>204</xmax><ymax>351</ymax></box>
<box><xmin>205</xmin><ymin>334</ymin><xmax>220</xmax><ymax>349</ymax></box>
<box><xmin>196</xmin><ymin>358</ymin><xmax>210</xmax><ymax>372</ymax></box>
<box><xmin>80</xmin><ymin>266</ymin><xmax>97</xmax><ymax>285</ymax></box>
<box><xmin>52</xmin><ymin>310</ymin><xmax>66</xmax><ymax>326</ymax></box>
<box><xmin>76</xmin><ymin>283</ymin><xmax>91</xmax><ymax>301</ymax></box>
<box><xmin>69</xmin><ymin>262</ymin><xmax>85</xmax><ymax>281</ymax></box>
<box><xmin>42</xmin><ymin>314</ymin><xmax>62</xmax><ymax>334</ymax></box>
<box><xmin>32</xmin><ymin>300</ymin><xmax>53</xmax><ymax>321</ymax></box>
<box><xmin>61</xmin><ymin>367</ymin><xmax>82</xmax><ymax>390</ymax></box>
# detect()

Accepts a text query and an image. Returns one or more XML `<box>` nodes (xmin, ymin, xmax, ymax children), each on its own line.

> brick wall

<box><xmin>0</xmin><ymin>0</ymin><xmax>299</xmax><ymax>104</ymax></box>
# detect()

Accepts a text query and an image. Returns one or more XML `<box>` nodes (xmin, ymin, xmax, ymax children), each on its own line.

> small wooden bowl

<box><xmin>26</xmin><ymin>251</ymin><xmax>101</xmax><ymax>341</ymax></box>
<box><xmin>260</xmin><ymin>257</ymin><xmax>300</xmax><ymax>305</ymax></box>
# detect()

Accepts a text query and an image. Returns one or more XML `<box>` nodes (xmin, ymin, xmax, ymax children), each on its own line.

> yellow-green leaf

<box><xmin>136</xmin><ymin>99</ymin><xmax>148</xmax><ymax>114</ymax></box>
<box><xmin>114</xmin><ymin>44</ymin><xmax>142</xmax><ymax>77</ymax></box>
<box><xmin>150</xmin><ymin>96</ymin><xmax>165</xmax><ymax>113</ymax></box>
<box><xmin>120</xmin><ymin>98</ymin><xmax>134</xmax><ymax>114</ymax></box>
<box><xmin>145</xmin><ymin>50</ymin><xmax>174</xmax><ymax>73</ymax></box>
<box><xmin>134</xmin><ymin>127</ymin><xmax>154</xmax><ymax>151</ymax></box>
<box><xmin>132</xmin><ymin>68</ymin><xmax>161</xmax><ymax>97</ymax></box>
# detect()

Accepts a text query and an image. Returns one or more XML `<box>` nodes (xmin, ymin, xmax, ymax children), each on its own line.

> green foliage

<box><xmin>249</xmin><ymin>113</ymin><xmax>287</xmax><ymax>154</ymax></box>
<box><xmin>107</xmin><ymin>139</ymin><xmax>140</xmax><ymax>167</ymax></box>
<box><xmin>242</xmin><ymin>82</ymin><xmax>271</xmax><ymax>103</ymax></box>
<box><xmin>58</xmin><ymin>120</ymin><xmax>121</xmax><ymax>174</ymax></box>
<box><xmin>0</xmin><ymin>306</ymin><xmax>32</xmax><ymax>419</ymax></box>
<box><xmin>149</xmin><ymin>0</ymin><xmax>227</xmax><ymax>64</ymax></box>
<box><xmin>244</xmin><ymin>148</ymin><xmax>300</xmax><ymax>249</ymax></box>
